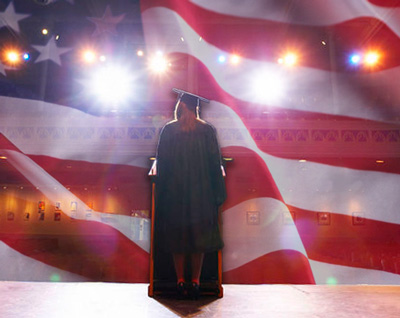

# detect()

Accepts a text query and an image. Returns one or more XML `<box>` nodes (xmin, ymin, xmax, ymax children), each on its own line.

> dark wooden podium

<box><xmin>147</xmin><ymin>159</ymin><xmax>227</xmax><ymax>298</ymax></box>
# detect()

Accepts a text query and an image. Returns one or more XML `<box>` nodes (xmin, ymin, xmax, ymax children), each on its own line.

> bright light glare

<box><xmin>89</xmin><ymin>65</ymin><xmax>133</xmax><ymax>105</ymax></box>
<box><xmin>230</xmin><ymin>54</ymin><xmax>241</xmax><ymax>65</ymax></box>
<box><xmin>349</xmin><ymin>54</ymin><xmax>361</xmax><ymax>65</ymax></box>
<box><xmin>364</xmin><ymin>51</ymin><xmax>379</xmax><ymax>65</ymax></box>
<box><xmin>149</xmin><ymin>54</ymin><xmax>168</xmax><ymax>73</ymax></box>
<box><xmin>83</xmin><ymin>50</ymin><xmax>96</xmax><ymax>63</ymax></box>
<box><xmin>6</xmin><ymin>51</ymin><xmax>20</xmax><ymax>63</ymax></box>
<box><xmin>283</xmin><ymin>53</ymin><xmax>297</xmax><ymax>66</ymax></box>
<box><xmin>218</xmin><ymin>55</ymin><xmax>226</xmax><ymax>63</ymax></box>
<box><xmin>252</xmin><ymin>71</ymin><xmax>285</xmax><ymax>104</ymax></box>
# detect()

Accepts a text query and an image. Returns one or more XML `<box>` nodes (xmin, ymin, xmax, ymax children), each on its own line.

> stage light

<box><xmin>364</xmin><ymin>51</ymin><xmax>379</xmax><ymax>66</ymax></box>
<box><xmin>82</xmin><ymin>50</ymin><xmax>96</xmax><ymax>63</ymax></box>
<box><xmin>42</xmin><ymin>28</ymin><xmax>49</xmax><ymax>35</ymax></box>
<box><xmin>99</xmin><ymin>55</ymin><xmax>106</xmax><ymax>62</ymax></box>
<box><xmin>23</xmin><ymin>53</ymin><xmax>30</xmax><ymax>61</ymax></box>
<box><xmin>137</xmin><ymin>50</ymin><xmax>144</xmax><ymax>57</ymax></box>
<box><xmin>149</xmin><ymin>53</ymin><xmax>168</xmax><ymax>73</ymax></box>
<box><xmin>230</xmin><ymin>54</ymin><xmax>241</xmax><ymax>65</ymax></box>
<box><xmin>218</xmin><ymin>55</ymin><xmax>226</xmax><ymax>63</ymax></box>
<box><xmin>5</xmin><ymin>50</ymin><xmax>20</xmax><ymax>64</ymax></box>
<box><xmin>349</xmin><ymin>54</ymin><xmax>361</xmax><ymax>65</ymax></box>
<box><xmin>251</xmin><ymin>70</ymin><xmax>285</xmax><ymax>104</ymax></box>
<box><xmin>88</xmin><ymin>65</ymin><xmax>134</xmax><ymax>105</ymax></box>
<box><xmin>282</xmin><ymin>53</ymin><xmax>298</xmax><ymax>66</ymax></box>
<box><xmin>7</xmin><ymin>51</ymin><xmax>19</xmax><ymax>62</ymax></box>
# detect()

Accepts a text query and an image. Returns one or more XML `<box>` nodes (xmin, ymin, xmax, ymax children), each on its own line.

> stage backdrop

<box><xmin>0</xmin><ymin>0</ymin><xmax>399</xmax><ymax>284</ymax></box>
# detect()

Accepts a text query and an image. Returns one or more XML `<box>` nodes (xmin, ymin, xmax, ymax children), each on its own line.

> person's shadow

<box><xmin>154</xmin><ymin>295</ymin><xmax>220</xmax><ymax>317</ymax></box>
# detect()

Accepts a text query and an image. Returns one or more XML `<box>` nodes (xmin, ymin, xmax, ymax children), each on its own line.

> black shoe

<box><xmin>177</xmin><ymin>282</ymin><xmax>185</xmax><ymax>298</ymax></box>
<box><xmin>189</xmin><ymin>282</ymin><xmax>200</xmax><ymax>300</ymax></box>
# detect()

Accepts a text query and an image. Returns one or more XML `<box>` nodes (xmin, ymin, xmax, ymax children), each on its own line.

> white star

<box><xmin>0</xmin><ymin>2</ymin><xmax>30</xmax><ymax>33</ymax></box>
<box><xmin>32</xmin><ymin>37</ymin><xmax>72</xmax><ymax>66</ymax></box>
<box><xmin>87</xmin><ymin>6</ymin><xmax>125</xmax><ymax>37</ymax></box>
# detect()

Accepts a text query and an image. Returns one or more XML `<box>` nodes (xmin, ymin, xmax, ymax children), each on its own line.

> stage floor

<box><xmin>0</xmin><ymin>282</ymin><xmax>399</xmax><ymax>317</ymax></box>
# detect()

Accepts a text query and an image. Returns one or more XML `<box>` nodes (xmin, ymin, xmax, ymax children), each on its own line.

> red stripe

<box><xmin>223</xmin><ymin>250</ymin><xmax>315</xmax><ymax>284</ymax></box>
<box><xmin>222</xmin><ymin>146</ymin><xmax>283</xmax><ymax>210</ymax></box>
<box><xmin>288</xmin><ymin>205</ymin><xmax>400</xmax><ymax>275</ymax></box>
<box><xmin>142</xmin><ymin>0</ymin><xmax>400</xmax><ymax>71</ymax></box>
<box><xmin>1</xmin><ymin>148</ymin><xmax>280</xmax><ymax>218</ymax></box>
<box><xmin>28</xmin><ymin>145</ymin><xmax>283</xmax><ymax>214</ymax></box>
<box><xmin>29</xmin><ymin>155</ymin><xmax>152</xmax><ymax>215</ymax></box>
<box><xmin>1</xmin><ymin>226</ymin><xmax>149</xmax><ymax>282</ymax></box>
<box><xmin>368</xmin><ymin>0</ymin><xmax>400</xmax><ymax>7</ymax></box>
<box><xmin>0</xmin><ymin>133</ymin><xmax>22</xmax><ymax>153</ymax></box>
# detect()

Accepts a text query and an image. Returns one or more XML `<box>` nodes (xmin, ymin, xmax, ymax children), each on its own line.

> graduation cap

<box><xmin>173</xmin><ymin>88</ymin><xmax>210</xmax><ymax>108</ymax></box>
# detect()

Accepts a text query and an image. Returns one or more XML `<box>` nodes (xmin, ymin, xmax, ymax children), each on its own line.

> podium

<box><xmin>148</xmin><ymin>158</ymin><xmax>231</xmax><ymax>298</ymax></box>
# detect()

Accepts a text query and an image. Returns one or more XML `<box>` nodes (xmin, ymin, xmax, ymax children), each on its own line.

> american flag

<box><xmin>0</xmin><ymin>0</ymin><xmax>400</xmax><ymax>284</ymax></box>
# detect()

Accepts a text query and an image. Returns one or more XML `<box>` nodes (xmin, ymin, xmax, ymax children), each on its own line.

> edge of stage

<box><xmin>0</xmin><ymin>282</ymin><xmax>399</xmax><ymax>318</ymax></box>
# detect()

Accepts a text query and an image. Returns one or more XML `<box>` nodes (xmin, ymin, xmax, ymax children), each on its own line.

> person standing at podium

<box><xmin>155</xmin><ymin>90</ymin><xmax>226</xmax><ymax>298</ymax></box>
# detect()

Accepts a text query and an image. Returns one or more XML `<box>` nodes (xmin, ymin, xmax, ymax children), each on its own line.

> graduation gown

<box><xmin>155</xmin><ymin>119</ymin><xmax>226</xmax><ymax>253</ymax></box>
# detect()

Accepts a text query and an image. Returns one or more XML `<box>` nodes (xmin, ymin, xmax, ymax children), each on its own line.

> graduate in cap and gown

<box><xmin>154</xmin><ymin>89</ymin><xmax>226</xmax><ymax>298</ymax></box>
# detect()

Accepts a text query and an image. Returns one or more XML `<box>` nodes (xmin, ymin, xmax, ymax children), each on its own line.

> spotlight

<box><xmin>42</xmin><ymin>28</ymin><xmax>49</xmax><ymax>35</ymax></box>
<box><xmin>23</xmin><ymin>53</ymin><xmax>30</xmax><ymax>61</ymax></box>
<box><xmin>88</xmin><ymin>65</ymin><xmax>134</xmax><ymax>105</ymax></box>
<box><xmin>251</xmin><ymin>69</ymin><xmax>285</xmax><ymax>104</ymax></box>
<box><xmin>137</xmin><ymin>50</ymin><xmax>144</xmax><ymax>57</ymax></box>
<box><xmin>218</xmin><ymin>55</ymin><xmax>226</xmax><ymax>63</ymax></box>
<box><xmin>6</xmin><ymin>51</ymin><xmax>19</xmax><ymax>63</ymax></box>
<box><xmin>149</xmin><ymin>53</ymin><xmax>168</xmax><ymax>73</ymax></box>
<box><xmin>282</xmin><ymin>53</ymin><xmax>298</xmax><ymax>66</ymax></box>
<box><xmin>230</xmin><ymin>54</ymin><xmax>241</xmax><ymax>65</ymax></box>
<box><xmin>364</xmin><ymin>51</ymin><xmax>380</xmax><ymax>66</ymax></box>
<box><xmin>349</xmin><ymin>53</ymin><xmax>361</xmax><ymax>65</ymax></box>
<box><xmin>82</xmin><ymin>50</ymin><xmax>96</xmax><ymax>63</ymax></box>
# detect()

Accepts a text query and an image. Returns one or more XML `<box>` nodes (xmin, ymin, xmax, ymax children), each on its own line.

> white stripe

<box><xmin>0</xmin><ymin>96</ymin><xmax>153</xmax><ymax>168</ymax></box>
<box><xmin>222</xmin><ymin>197</ymin><xmax>308</xmax><ymax>272</ymax></box>
<box><xmin>142</xmin><ymin>7</ymin><xmax>400</xmax><ymax>122</ymax></box>
<box><xmin>2</xmin><ymin>149</ymin><xmax>150</xmax><ymax>252</ymax></box>
<box><xmin>203</xmin><ymin>102</ymin><xmax>400</xmax><ymax>225</ymax></box>
<box><xmin>191</xmin><ymin>0</ymin><xmax>400</xmax><ymax>38</ymax></box>
<box><xmin>0</xmin><ymin>241</ymin><xmax>88</xmax><ymax>282</ymax></box>
<box><xmin>309</xmin><ymin>260</ymin><xmax>400</xmax><ymax>285</ymax></box>
<box><xmin>2</xmin><ymin>94</ymin><xmax>399</xmax><ymax>226</ymax></box>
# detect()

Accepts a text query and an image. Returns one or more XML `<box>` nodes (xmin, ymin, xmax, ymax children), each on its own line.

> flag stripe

<box><xmin>367</xmin><ymin>0</ymin><xmax>400</xmax><ymax>8</ymax></box>
<box><xmin>289</xmin><ymin>205</ymin><xmax>400</xmax><ymax>275</ymax></box>
<box><xmin>0</xmin><ymin>241</ymin><xmax>88</xmax><ymax>282</ymax></box>
<box><xmin>142</xmin><ymin>8</ymin><xmax>400</xmax><ymax>122</ymax></box>
<box><xmin>143</xmin><ymin>0</ymin><xmax>400</xmax><ymax>71</ymax></box>
<box><xmin>309</xmin><ymin>260</ymin><xmax>400</xmax><ymax>285</ymax></box>
<box><xmin>222</xmin><ymin>197</ymin><xmax>307</xmax><ymax>272</ymax></box>
<box><xmin>223</xmin><ymin>250</ymin><xmax>315</xmax><ymax>284</ymax></box>
<box><xmin>190</xmin><ymin>0</ymin><xmax>400</xmax><ymax>32</ymax></box>
<box><xmin>202</xmin><ymin>103</ymin><xmax>400</xmax><ymax>225</ymax></box>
